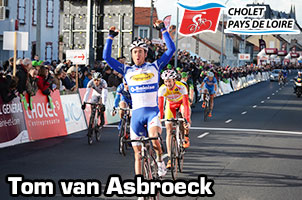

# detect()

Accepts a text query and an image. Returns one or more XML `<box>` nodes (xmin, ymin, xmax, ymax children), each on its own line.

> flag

<box><xmin>177</xmin><ymin>2</ymin><xmax>225</xmax><ymax>36</ymax></box>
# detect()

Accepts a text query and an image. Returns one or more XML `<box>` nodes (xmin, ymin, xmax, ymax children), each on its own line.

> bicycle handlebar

<box><xmin>125</xmin><ymin>136</ymin><xmax>159</xmax><ymax>143</ymax></box>
<box><xmin>161</xmin><ymin>118</ymin><xmax>187</xmax><ymax>123</ymax></box>
<box><xmin>84</xmin><ymin>102</ymin><xmax>104</xmax><ymax>106</ymax></box>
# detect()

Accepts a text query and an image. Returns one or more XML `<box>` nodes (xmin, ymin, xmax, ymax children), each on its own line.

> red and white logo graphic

<box><xmin>177</xmin><ymin>2</ymin><xmax>225</xmax><ymax>36</ymax></box>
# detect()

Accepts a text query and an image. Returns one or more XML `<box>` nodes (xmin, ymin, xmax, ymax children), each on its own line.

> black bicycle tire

<box><xmin>118</xmin><ymin>119</ymin><xmax>125</xmax><ymax>155</ymax></box>
<box><xmin>88</xmin><ymin>108</ymin><xmax>96</xmax><ymax>145</ymax></box>
<box><xmin>177</xmin><ymin>122</ymin><xmax>185</xmax><ymax>173</ymax></box>
<box><xmin>170</xmin><ymin>135</ymin><xmax>178</xmax><ymax>180</ymax></box>
<box><xmin>204</xmin><ymin>102</ymin><xmax>209</xmax><ymax>121</ymax></box>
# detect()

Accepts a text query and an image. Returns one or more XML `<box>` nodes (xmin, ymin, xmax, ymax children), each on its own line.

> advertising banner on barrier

<box><xmin>0</xmin><ymin>97</ymin><xmax>29</xmax><ymax>148</ymax></box>
<box><xmin>23</xmin><ymin>90</ymin><xmax>67</xmax><ymax>141</ymax></box>
<box><xmin>61</xmin><ymin>94</ymin><xmax>87</xmax><ymax>134</ymax></box>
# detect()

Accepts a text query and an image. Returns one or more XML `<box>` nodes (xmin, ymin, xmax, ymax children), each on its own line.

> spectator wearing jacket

<box><xmin>26</xmin><ymin>67</ymin><xmax>39</xmax><ymax>96</ymax></box>
<box><xmin>37</xmin><ymin>66</ymin><xmax>51</xmax><ymax>95</ymax></box>
<box><xmin>16</xmin><ymin>58</ymin><xmax>32</xmax><ymax>95</ymax></box>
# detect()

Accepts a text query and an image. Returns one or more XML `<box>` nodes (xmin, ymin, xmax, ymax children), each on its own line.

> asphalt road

<box><xmin>1</xmin><ymin>73</ymin><xmax>302</xmax><ymax>200</ymax></box>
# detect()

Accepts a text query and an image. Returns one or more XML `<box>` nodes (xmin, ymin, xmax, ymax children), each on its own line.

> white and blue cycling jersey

<box><xmin>103</xmin><ymin>31</ymin><xmax>175</xmax><ymax>143</ymax></box>
<box><xmin>203</xmin><ymin>77</ymin><xmax>217</xmax><ymax>95</ymax></box>
<box><xmin>114</xmin><ymin>83</ymin><xmax>132</xmax><ymax>108</ymax></box>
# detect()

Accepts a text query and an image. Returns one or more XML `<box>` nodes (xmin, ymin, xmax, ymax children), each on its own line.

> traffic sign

<box><xmin>66</xmin><ymin>50</ymin><xmax>87</xmax><ymax>65</ymax></box>
<box><xmin>238</xmin><ymin>53</ymin><xmax>250</xmax><ymax>61</ymax></box>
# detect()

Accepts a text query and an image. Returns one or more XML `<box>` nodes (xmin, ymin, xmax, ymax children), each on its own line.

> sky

<box><xmin>135</xmin><ymin>0</ymin><xmax>302</xmax><ymax>26</ymax></box>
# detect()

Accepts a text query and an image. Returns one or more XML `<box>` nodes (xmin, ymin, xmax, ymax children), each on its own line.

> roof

<box><xmin>134</xmin><ymin>7</ymin><xmax>158</xmax><ymax>26</ymax></box>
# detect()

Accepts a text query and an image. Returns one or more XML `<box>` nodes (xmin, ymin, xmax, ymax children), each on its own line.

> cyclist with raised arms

<box><xmin>103</xmin><ymin>20</ymin><xmax>176</xmax><ymax>177</ymax></box>
<box><xmin>200</xmin><ymin>71</ymin><xmax>217</xmax><ymax>118</ymax></box>
<box><xmin>82</xmin><ymin>72</ymin><xmax>108</xmax><ymax>127</ymax></box>
<box><xmin>158</xmin><ymin>70</ymin><xmax>191</xmax><ymax>169</ymax></box>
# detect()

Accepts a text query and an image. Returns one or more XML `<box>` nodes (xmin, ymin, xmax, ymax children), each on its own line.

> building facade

<box><xmin>0</xmin><ymin>0</ymin><xmax>60</xmax><ymax>64</ymax></box>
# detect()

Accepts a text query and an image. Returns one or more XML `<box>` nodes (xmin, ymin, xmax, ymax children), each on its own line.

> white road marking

<box><xmin>189</xmin><ymin>127</ymin><xmax>302</xmax><ymax>135</ymax></box>
<box><xmin>241</xmin><ymin>111</ymin><xmax>247</xmax><ymax>115</ymax></box>
<box><xmin>104</xmin><ymin>125</ymin><xmax>302</xmax><ymax>135</ymax></box>
<box><xmin>253</xmin><ymin>105</ymin><xmax>257</xmax><ymax>108</ymax></box>
<box><xmin>198</xmin><ymin>132</ymin><xmax>210</xmax><ymax>138</ymax></box>
<box><xmin>261</xmin><ymin>101</ymin><xmax>265</xmax><ymax>104</ymax></box>
<box><xmin>225</xmin><ymin>119</ymin><xmax>232</xmax><ymax>124</ymax></box>
<box><xmin>104</xmin><ymin>125</ymin><xmax>119</xmax><ymax>128</ymax></box>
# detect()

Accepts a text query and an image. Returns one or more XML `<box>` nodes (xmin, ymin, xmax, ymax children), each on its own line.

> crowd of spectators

<box><xmin>0</xmin><ymin>37</ymin><xmax>298</xmax><ymax>104</ymax></box>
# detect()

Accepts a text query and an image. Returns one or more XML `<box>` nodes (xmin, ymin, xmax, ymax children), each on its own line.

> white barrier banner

<box><xmin>61</xmin><ymin>94</ymin><xmax>87</xmax><ymax>134</ymax></box>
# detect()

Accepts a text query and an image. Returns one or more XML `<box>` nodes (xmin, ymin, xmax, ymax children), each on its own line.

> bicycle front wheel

<box><xmin>170</xmin><ymin>135</ymin><xmax>178</xmax><ymax>180</ymax></box>
<box><xmin>204</xmin><ymin>101</ymin><xmax>210</xmax><ymax>121</ymax></box>
<box><xmin>118</xmin><ymin>120</ymin><xmax>126</xmax><ymax>156</ymax></box>
<box><xmin>87</xmin><ymin>110</ymin><xmax>96</xmax><ymax>145</ymax></box>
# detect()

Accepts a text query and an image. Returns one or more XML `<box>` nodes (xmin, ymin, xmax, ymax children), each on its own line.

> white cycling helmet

<box><xmin>208</xmin><ymin>72</ymin><xmax>214</xmax><ymax>77</ymax></box>
<box><xmin>161</xmin><ymin>70</ymin><xmax>178</xmax><ymax>80</ymax></box>
<box><xmin>93</xmin><ymin>72</ymin><xmax>102</xmax><ymax>80</ymax></box>
<box><xmin>129</xmin><ymin>39</ymin><xmax>148</xmax><ymax>52</ymax></box>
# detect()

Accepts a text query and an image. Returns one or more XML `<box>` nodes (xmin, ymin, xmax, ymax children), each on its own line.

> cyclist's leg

<box><xmin>130</xmin><ymin>109</ymin><xmax>147</xmax><ymax>175</ymax></box>
<box><xmin>147</xmin><ymin>107</ymin><xmax>166</xmax><ymax>177</ymax></box>
<box><xmin>164</xmin><ymin>101</ymin><xmax>177</xmax><ymax>158</ymax></box>
<box><xmin>180</xmin><ymin>103</ymin><xmax>191</xmax><ymax>148</ymax></box>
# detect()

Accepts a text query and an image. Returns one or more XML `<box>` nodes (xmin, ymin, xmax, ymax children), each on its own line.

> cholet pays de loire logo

<box><xmin>177</xmin><ymin>2</ymin><xmax>225</xmax><ymax>36</ymax></box>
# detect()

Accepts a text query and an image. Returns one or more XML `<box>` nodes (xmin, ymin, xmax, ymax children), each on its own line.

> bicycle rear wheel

<box><xmin>170</xmin><ymin>135</ymin><xmax>178</xmax><ymax>180</ymax></box>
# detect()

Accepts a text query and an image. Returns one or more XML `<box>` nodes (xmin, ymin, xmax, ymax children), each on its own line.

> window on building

<box><xmin>45</xmin><ymin>42</ymin><xmax>53</xmax><ymax>61</ymax></box>
<box><xmin>0</xmin><ymin>0</ymin><xmax>8</xmax><ymax>6</ymax></box>
<box><xmin>32</xmin><ymin>0</ymin><xmax>37</xmax><ymax>25</ymax></box>
<box><xmin>46</xmin><ymin>0</ymin><xmax>54</xmax><ymax>27</ymax></box>
<box><xmin>17</xmin><ymin>0</ymin><xmax>26</xmax><ymax>24</ymax></box>
<box><xmin>138</xmin><ymin>27</ymin><xmax>149</xmax><ymax>39</ymax></box>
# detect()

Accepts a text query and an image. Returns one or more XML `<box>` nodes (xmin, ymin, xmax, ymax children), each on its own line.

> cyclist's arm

<box><xmin>182</xmin><ymin>94</ymin><xmax>190</xmax><ymax>123</ymax></box>
<box><xmin>101</xmin><ymin>80</ymin><xmax>108</xmax><ymax>105</ymax></box>
<box><xmin>158</xmin><ymin>85</ymin><xmax>166</xmax><ymax>119</ymax></box>
<box><xmin>114</xmin><ymin>93</ymin><xmax>121</xmax><ymax>108</ymax></box>
<box><xmin>103</xmin><ymin>38</ymin><xmax>125</xmax><ymax>75</ymax></box>
<box><xmin>83</xmin><ymin>87</ymin><xmax>92</xmax><ymax>103</ymax></box>
<box><xmin>156</xmin><ymin>31</ymin><xmax>176</xmax><ymax>71</ymax></box>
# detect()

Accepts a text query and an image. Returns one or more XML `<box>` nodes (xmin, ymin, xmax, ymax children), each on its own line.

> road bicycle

<box><xmin>201</xmin><ymin>92</ymin><xmax>212</xmax><ymax>121</ymax></box>
<box><xmin>126</xmin><ymin>136</ymin><xmax>160</xmax><ymax>200</ymax></box>
<box><xmin>115</xmin><ymin>107</ymin><xmax>131</xmax><ymax>156</ymax></box>
<box><xmin>161</xmin><ymin>111</ymin><xmax>187</xmax><ymax>180</ymax></box>
<box><xmin>85</xmin><ymin>102</ymin><xmax>105</xmax><ymax>145</ymax></box>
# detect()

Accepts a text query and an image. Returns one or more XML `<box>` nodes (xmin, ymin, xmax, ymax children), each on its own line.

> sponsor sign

<box><xmin>61</xmin><ymin>94</ymin><xmax>87</xmax><ymax>134</ymax></box>
<box><xmin>23</xmin><ymin>90</ymin><xmax>67</xmax><ymax>141</ymax></box>
<box><xmin>0</xmin><ymin>97</ymin><xmax>28</xmax><ymax>147</ymax></box>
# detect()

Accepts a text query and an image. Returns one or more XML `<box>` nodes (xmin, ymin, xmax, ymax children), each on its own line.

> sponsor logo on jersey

<box><xmin>130</xmin><ymin>73</ymin><xmax>154</xmax><ymax>81</ymax></box>
<box><xmin>130</xmin><ymin>83</ymin><xmax>158</xmax><ymax>93</ymax></box>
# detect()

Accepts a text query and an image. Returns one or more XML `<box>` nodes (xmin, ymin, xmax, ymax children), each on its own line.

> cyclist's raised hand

<box><xmin>109</xmin><ymin>26</ymin><xmax>119</xmax><ymax>38</ymax></box>
<box><xmin>153</xmin><ymin>20</ymin><xmax>166</xmax><ymax>31</ymax></box>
